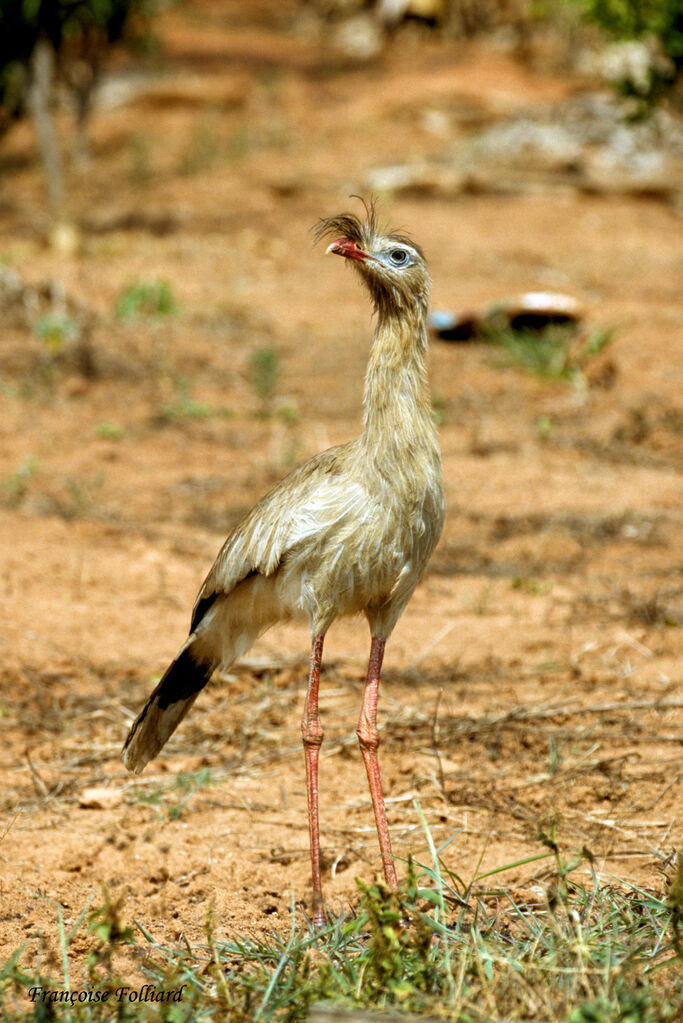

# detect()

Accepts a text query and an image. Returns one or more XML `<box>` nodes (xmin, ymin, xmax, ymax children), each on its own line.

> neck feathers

<box><xmin>361</xmin><ymin>300</ymin><xmax>436</xmax><ymax>455</ymax></box>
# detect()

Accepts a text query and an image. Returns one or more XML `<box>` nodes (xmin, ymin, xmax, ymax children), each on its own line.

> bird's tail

<box><xmin>122</xmin><ymin>639</ymin><xmax>215</xmax><ymax>774</ymax></box>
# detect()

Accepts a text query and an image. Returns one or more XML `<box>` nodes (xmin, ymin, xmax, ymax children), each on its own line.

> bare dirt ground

<box><xmin>0</xmin><ymin>0</ymin><xmax>681</xmax><ymax>976</ymax></box>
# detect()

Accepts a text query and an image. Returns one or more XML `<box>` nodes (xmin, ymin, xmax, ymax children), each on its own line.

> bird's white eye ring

<box><xmin>389</xmin><ymin>248</ymin><xmax>409</xmax><ymax>266</ymax></box>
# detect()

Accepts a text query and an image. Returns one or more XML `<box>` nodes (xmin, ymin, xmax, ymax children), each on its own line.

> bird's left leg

<box><xmin>356</xmin><ymin>635</ymin><xmax>398</xmax><ymax>890</ymax></box>
<box><xmin>302</xmin><ymin>633</ymin><xmax>326</xmax><ymax>927</ymax></box>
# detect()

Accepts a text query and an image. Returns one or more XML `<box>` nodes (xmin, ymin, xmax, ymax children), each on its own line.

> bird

<box><xmin>122</xmin><ymin>199</ymin><xmax>445</xmax><ymax>926</ymax></box>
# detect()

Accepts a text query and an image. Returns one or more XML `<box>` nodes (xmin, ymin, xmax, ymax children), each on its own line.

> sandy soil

<box><xmin>0</xmin><ymin>0</ymin><xmax>681</xmax><ymax>975</ymax></box>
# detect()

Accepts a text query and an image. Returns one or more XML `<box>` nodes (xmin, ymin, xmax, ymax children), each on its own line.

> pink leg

<box><xmin>301</xmin><ymin>634</ymin><xmax>326</xmax><ymax>926</ymax></box>
<box><xmin>357</xmin><ymin>636</ymin><xmax>398</xmax><ymax>890</ymax></box>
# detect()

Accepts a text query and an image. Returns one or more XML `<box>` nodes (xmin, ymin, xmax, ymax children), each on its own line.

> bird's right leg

<box><xmin>357</xmin><ymin>635</ymin><xmax>398</xmax><ymax>891</ymax></box>
<box><xmin>302</xmin><ymin>633</ymin><xmax>326</xmax><ymax>927</ymax></box>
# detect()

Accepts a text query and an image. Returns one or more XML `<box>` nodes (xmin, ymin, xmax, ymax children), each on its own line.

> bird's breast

<box><xmin>282</xmin><ymin>465</ymin><xmax>444</xmax><ymax>632</ymax></box>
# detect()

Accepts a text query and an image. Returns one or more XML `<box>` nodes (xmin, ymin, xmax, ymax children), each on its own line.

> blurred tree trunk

<box><xmin>72</xmin><ymin>68</ymin><xmax>96</xmax><ymax>169</ymax></box>
<box><xmin>27</xmin><ymin>38</ymin><xmax>65</xmax><ymax>223</ymax></box>
<box><xmin>62</xmin><ymin>30</ymin><xmax>103</xmax><ymax>169</ymax></box>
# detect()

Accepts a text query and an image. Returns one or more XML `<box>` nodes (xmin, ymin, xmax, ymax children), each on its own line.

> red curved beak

<box><xmin>326</xmin><ymin>237</ymin><xmax>371</xmax><ymax>262</ymax></box>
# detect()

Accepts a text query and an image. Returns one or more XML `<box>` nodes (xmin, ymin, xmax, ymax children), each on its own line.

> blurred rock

<box><xmin>315</xmin><ymin>0</ymin><xmax>452</xmax><ymax>61</ymax></box>
<box><xmin>367</xmin><ymin>91</ymin><xmax>683</xmax><ymax>199</ymax></box>
<box><xmin>377</xmin><ymin>0</ymin><xmax>445</xmax><ymax>26</ymax></box>
<box><xmin>581</xmin><ymin>39</ymin><xmax>676</xmax><ymax>99</ymax></box>
<box><xmin>0</xmin><ymin>266</ymin><xmax>29</xmax><ymax>322</ymax></box>
<box><xmin>329</xmin><ymin>13</ymin><xmax>384</xmax><ymax>61</ymax></box>
<box><xmin>79</xmin><ymin>787</ymin><xmax>123</xmax><ymax>809</ymax></box>
<box><xmin>367</xmin><ymin>160</ymin><xmax>467</xmax><ymax>195</ymax></box>
<box><xmin>469</xmin><ymin>119</ymin><xmax>582</xmax><ymax>173</ymax></box>
<box><xmin>49</xmin><ymin>219</ymin><xmax>81</xmax><ymax>256</ymax></box>
<box><xmin>431</xmin><ymin>292</ymin><xmax>583</xmax><ymax>342</ymax></box>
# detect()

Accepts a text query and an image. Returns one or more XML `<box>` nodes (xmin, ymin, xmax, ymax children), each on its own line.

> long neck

<box><xmin>360</xmin><ymin>301</ymin><xmax>438</xmax><ymax>460</ymax></box>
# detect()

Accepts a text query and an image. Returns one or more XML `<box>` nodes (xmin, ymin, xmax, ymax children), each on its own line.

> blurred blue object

<box><xmin>429</xmin><ymin>308</ymin><xmax>479</xmax><ymax>341</ymax></box>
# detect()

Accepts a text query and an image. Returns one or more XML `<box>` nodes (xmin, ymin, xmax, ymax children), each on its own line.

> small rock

<box><xmin>329</xmin><ymin>14</ymin><xmax>384</xmax><ymax>61</ymax></box>
<box><xmin>79</xmin><ymin>787</ymin><xmax>123</xmax><ymax>809</ymax></box>
<box><xmin>49</xmin><ymin>220</ymin><xmax>81</xmax><ymax>256</ymax></box>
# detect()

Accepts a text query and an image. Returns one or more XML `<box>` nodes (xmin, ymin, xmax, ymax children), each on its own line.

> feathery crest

<box><xmin>313</xmin><ymin>196</ymin><xmax>423</xmax><ymax>260</ymax></box>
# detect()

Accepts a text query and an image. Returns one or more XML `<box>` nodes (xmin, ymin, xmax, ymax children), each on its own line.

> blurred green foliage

<box><xmin>484</xmin><ymin>321</ymin><xmax>614</xmax><ymax>387</ymax></box>
<box><xmin>1</xmin><ymin>454</ymin><xmax>39</xmax><ymax>507</ymax></box>
<box><xmin>34</xmin><ymin>313</ymin><xmax>79</xmax><ymax>352</ymax></box>
<box><xmin>249</xmin><ymin>346</ymin><xmax>279</xmax><ymax>412</ymax></box>
<box><xmin>571</xmin><ymin>0</ymin><xmax>683</xmax><ymax>68</ymax></box>
<box><xmin>114</xmin><ymin>278</ymin><xmax>179</xmax><ymax>320</ymax></box>
<box><xmin>0</xmin><ymin>0</ymin><xmax>165</xmax><ymax>134</ymax></box>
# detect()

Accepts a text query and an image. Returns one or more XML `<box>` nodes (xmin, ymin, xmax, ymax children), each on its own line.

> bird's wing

<box><xmin>190</xmin><ymin>446</ymin><xmax>368</xmax><ymax>630</ymax></box>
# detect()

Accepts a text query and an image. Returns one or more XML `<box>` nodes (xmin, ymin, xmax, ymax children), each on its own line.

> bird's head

<box><xmin>314</xmin><ymin>198</ymin><xmax>430</xmax><ymax>318</ymax></box>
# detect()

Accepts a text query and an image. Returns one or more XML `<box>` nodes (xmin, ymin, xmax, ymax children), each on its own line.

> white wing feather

<box><xmin>193</xmin><ymin>448</ymin><xmax>371</xmax><ymax>619</ymax></box>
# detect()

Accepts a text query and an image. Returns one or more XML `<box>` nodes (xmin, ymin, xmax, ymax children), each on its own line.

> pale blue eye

<box><xmin>389</xmin><ymin>248</ymin><xmax>409</xmax><ymax>266</ymax></box>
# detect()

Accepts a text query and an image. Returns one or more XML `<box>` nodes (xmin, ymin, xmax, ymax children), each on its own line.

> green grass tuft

<box><xmin>130</xmin><ymin>768</ymin><xmax>216</xmax><ymax>822</ymax></box>
<box><xmin>153</xmin><ymin>378</ymin><xmax>215</xmax><ymax>424</ymax></box>
<box><xmin>2</xmin><ymin>838</ymin><xmax>680</xmax><ymax>1022</ymax></box>
<box><xmin>115</xmin><ymin>280</ymin><xmax>180</xmax><ymax>321</ymax></box>
<box><xmin>483</xmin><ymin>323</ymin><xmax>615</xmax><ymax>387</ymax></box>
<box><xmin>249</xmin><ymin>347</ymin><xmax>279</xmax><ymax>414</ymax></box>
<box><xmin>34</xmin><ymin>315</ymin><xmax>79</xmax><ymax>352</ymax></box>
<box><xmin>95</xmin><ymin>423</ymin><xmax>125</xmax><ymax>441</ymax></box>
<box><xmin>1</xmin><ymin>454</ymin><xmax>39</xmax><ymax>508</ymax></box>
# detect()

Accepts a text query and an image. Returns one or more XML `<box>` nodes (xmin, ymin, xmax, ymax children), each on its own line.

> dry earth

<box><xmin>0</xmin><ymin>0</ymin><xmax>681</xmax><ymax>981</ymax></box>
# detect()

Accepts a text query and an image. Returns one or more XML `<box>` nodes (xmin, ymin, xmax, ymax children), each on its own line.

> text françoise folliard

<box><xmin>28</xmin><ymin>985</ymin><xmax>187</xmax><ymax>1005</ymax></box>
